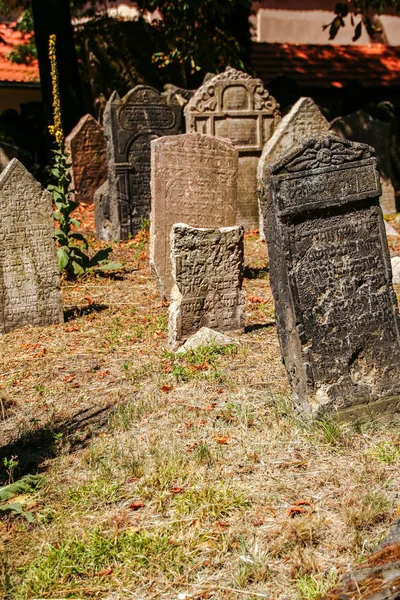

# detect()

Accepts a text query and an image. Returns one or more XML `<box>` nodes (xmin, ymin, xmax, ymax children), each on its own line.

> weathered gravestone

<box><xmin>65</xmin><ymin>114</ymin><xmax>107</xmax><ymax>205</ymax></box>
<box><xmin>169</xmin><ymin>223</ymin><xmax>245</xmax><ymax>349</ymax></box>
<box><xmin>185</xmin><ymin>67</ymin><xmax>280</xmax><ymax>229</ymax></box>
<box><xmin>150</xmin><ymin>133</ymin><xmax>238</xmax><ymax>299</ymax></box>
<box><xmin>257</xmin><ymin>97</ymin><xmax>329</xmax><ymax>238</ymax></box>
<box><xmin>0</xmin><ymin>159</ymin><xmax>63</xmax><ymax>334</ymax></box>
<box><xmin>259</xmin><ymin>134</ymin><xmax>400</xmax><ymax>419</ymax></box>
<box><xmin>330</xmin><ymin>110</ymin><xmax>397</xmax><ymax>214</ymax></box>
<box><xmin>94</xmin><ymin>180</ymin><xmax>111</xmax><ymax>241</ymax></box>
<box><xmin>101</xmin><ymin>85</ymin><xmax>181</xmax><ymax>240</ymax></box>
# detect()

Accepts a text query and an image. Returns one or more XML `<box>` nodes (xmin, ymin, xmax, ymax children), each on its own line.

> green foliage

<box><xmin>325</xmin><ymin>1</ymin><xmax>400</xmax><ymax>41</ymax></box>
<box><xmin>49</xmin><ymin>149</ymin><xmax>116</xmax><ymax>279</ymax></box>
<box><xmin>7</xmin><ymin>9</ymin><xmax>37</xmax><ymax>64</ymax></box>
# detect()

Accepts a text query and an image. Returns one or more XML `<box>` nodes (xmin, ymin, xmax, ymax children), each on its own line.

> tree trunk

<box><xmin>31</xmin><ymin>0</ymin><xmax>85</xmax><ymax>138</ymax></box>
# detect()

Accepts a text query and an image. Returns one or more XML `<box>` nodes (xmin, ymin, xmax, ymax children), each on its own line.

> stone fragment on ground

<box><xmin>175</xmin><ymin>327</ymin><xmax>236</xmax><ymax>354</ymax></box>
<box><xmin>323</xmin><ymin>519</ymin><xmax>400</xmax><ymax>600</ymax></box>
<box><xmin>169</xmin><ymin>223</ymin><xmax>245</xmax><ymax>350</ymax></box>
<box><xmin>386</xmin><ymin>221</ymin><xmax>400</xmax><ymax>237</ymax></box>
<box><xmin>185</xmin><ymin>66</ymin><xmax>280</xmax><ymax>229</ymax></box>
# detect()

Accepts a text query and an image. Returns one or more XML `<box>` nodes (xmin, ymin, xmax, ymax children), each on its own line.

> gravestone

<box><xmin>102</xmin><ymin>85</ymin><xmax>181</xmax><ymax>240</ymax></box>
<box><xmin>169</xmin><ymin>223</ymin><xmax>245</xmax><ymax>349</ymax></box>
<box><xmin>0</xmin><ymin>159</ymin><xmax>63</xmax><ymax>334</ymax></box>
<box><xmin>330</xmin><ymin>110</ymin><xmax>397</xmax><ymax>214</ymax></box>
<box><xmin>65</xmin><ymin>114</ymin><xmax>107</xmax><ymax>205</ymax></box>
<box><xmin>258</xmin><ymin>97</ymin><xmax>329</xmax><ymax>237</ymax></box>
<box><xmin>94</xmin><ymin>180</ymin><xmax>111</xmax><ymax>241</ymax></box>
<box><xmin>259</xmin><ymin>134</ymin><xmax>400</xmax><ymax>419</ymax></box>
<box><xmin>150</xmin><ymin>133</ymin><xmax>238</xmax><ymax>299</ymax></box>
<box><xmin>185</xmin><ymin>67</ymin><xmax>280</xmax><ymax>229</ymax></box>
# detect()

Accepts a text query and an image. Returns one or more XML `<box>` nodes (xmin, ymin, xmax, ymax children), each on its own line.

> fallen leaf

<box><xmin>216</xmin><ymin>521</ymin><xmax>229</xmax><ymax>529</ymax></box>
<box><xmin>64</xmin><ymin>324</ymin><xmax>80</xmax><ymax>332</ymax></box>
<box><xmin>129</xmin><ymin>502</ymin><xmax>145</xmax><ymax>510</ymax></box>
<box><xmin>33</xmin><ymin>348</ymin><xmax>47</xmax><ymax>358</ymax></box>
<box><xmin>98</xmin><ymin>567</ymin><xmax>113</xmax><ymax>577</ymax></box>
<box><xmin>126</xmin><ymin>477</ymin><xmax>141</xmax><ymax>483</ymax></box>
<box><xmin>288</xmin><ymin>499</ymin><xmax>314</xmax><ymax>518</ymax></box>
<box><xmin>214</xmin><ymin>435</ymin><xmax>230</xmax><ymax>444</ymax></box>
<box><xmin>160</xmin><ymin>384</ymin><xmax>173</xmax><ymax>393</ymax></box>
<box><xmin>83</xmin><ymin>295</ymin><xmax>94</xmax><ymax>305</ymax></box>
<box><xmin>204</xmin><ymin>402</ymin><xmax>217</xmax><ymax>411</ymax></box>
<box><xmin>170</xmin><ymin>487</ymin><xmax>184</xmax><ymax>494</ymax></box>
<box><xmin>252</xmin><ymin>517</ymin><xmax>264</xmax><ymax>526</ymax></box>
<box><xmin>98</xmin><ymin>370</ymin><xmax>109</xmax><ymax>378</ymax></box>
<box><xmin>248</xmin><ymin>295</ymin><xmax>264</xmax><ymax>304</ymax></box>
<box><xmin>191</xmin><ymin>361</ymin><xmax>210</xmax><ymax>371</ymax></box>
<box><xmin>217</xmin><ymin>388</ymin><xmax>224</xmax><ymax>394</ymax></box>
<box><xmin>62</xmin><ymin>374</ymin><xmax>75</xmax><ymax>383</ymax></box>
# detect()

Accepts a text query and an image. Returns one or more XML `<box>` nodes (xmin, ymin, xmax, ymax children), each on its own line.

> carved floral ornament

<box><xmin>186</xmin><ymin>67</ymin><xmax>279</xmax><ymax>115</ymax></box>
<box><xmin>282</xmin><ymin>136</ymin><xmax>373</xmax><ymax>173</ymax></box>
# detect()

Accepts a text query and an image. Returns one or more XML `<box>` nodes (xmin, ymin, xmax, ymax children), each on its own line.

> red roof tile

<box><xmin>252</xmin><ymin>42</ymin><xmax>400</xmax><ymax>88</ymax></box>
<box><xmin>0</xmin><ymin>23</ymin><xmax>39</xmax><ymax>83</ymax></box>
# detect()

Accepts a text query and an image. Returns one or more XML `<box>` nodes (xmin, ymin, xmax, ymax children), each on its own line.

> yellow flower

<box><xmin>48</xmin><ymin>34</ymin><xmax>64</xmax><ymax>147</ymax></box>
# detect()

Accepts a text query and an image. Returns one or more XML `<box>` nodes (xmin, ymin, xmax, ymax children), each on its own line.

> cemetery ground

<box><xmin>1</xmin><ymin>212</ymin><xmax>400</xmax><ymax>600</ymax></box>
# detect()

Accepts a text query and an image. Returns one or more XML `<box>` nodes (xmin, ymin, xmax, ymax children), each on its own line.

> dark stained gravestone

<box><xmin>169</xmin><ymin>223</ymin><xmax>245</xmax><ymax>349</ymax></box>
<box><xmin>0</xmin><ymin>159</ymin><xmax>63</xmax><ymax>334</ymax></box>
<box><xmin>101</xmin><ymin>85</ymin><xmax>181</xmax><ymax>240</ymax></box>
<box><xmin>185</xmin><ymin>67</ymin><xmax>280</xmax><ymax>229</ymax></box>
<box><xmin>259</xmin><ymin>134</ymin><xmax>400</xmax><ymax>419</ymax></box>
<box><xmin>65</xmin><ymin>114</ymin><xmax>107</xmax><ymax>206</ymax></box>
<box><xmin>150</xmin><ymin>133</ymin><xmax>238</xmax><ymax>300</ymax></box>
<box><xmin>330</xmin><ymin>110</ymin><xmax>397</xmax><ymax>214</ymax></box>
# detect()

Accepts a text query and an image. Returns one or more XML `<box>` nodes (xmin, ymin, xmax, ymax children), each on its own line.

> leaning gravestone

<box><xmin>0</xmin><ymin>159</ymin><xmax>63</xmax><ymax>334</ymax></box>
<box><xmin>150</xmin><ymin>133</ymin><xmax>238</xmax><ymax>299</ymax></box>
<box><xmin>94</xmin><ymin>180</ymin><xmax>111</xmax><ymax>241</ymax></box>
<box><xmin>65</xmin><ymin>114</ymin><xmax>107</xmax><ymax>205</ymax></box>
<box><xmin>257</xmin><ymin>97</ymin><xmax>329</xmax><ymax>237</ymax></box>
<box><xmin>101</xmin><ymin>85</ymin><xmax>181</xmax><ymax>240</ymax></box>
<box><xmin>259</xmin><ymin>134</ymin><xmax>400</xmax><ymax>419</ymax></box>
<box><xmin>169</xmin><ymin>224</ymin><xmax>245</xmax><ymax>349</ymax></box>
<box><xmin>185</xmin><ymin>67</ymin><xmax>280</xmax><ymax>229</ymax></box>
<box><xmin>330</xmin><ymin>110</ymin><xmax>397</xmax><ymax>214</ymax></box>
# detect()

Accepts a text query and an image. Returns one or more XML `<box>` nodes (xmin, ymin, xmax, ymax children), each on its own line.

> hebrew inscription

<box><xmin>185</xmin><ymin>67</ymin><xmax>280</xmax><ymax>229</ymax></box>
<box><xmin>259</xmin><ymin>134</ymin><xmax>400</xmax><ymax>419</ymax></box>
<box><xmin>150</xmin><ymin>133</ymin><xmax>238</xmax><ymax>299</ymax></box>
<box><xmin>102</xmin><ymin>85</ymin><xmax>181</xmax><ymax>240</ymax></box>
<box><xmin>0</xmin><ymin>159</ymin><xmax>63</xmax><ymax>334</ymax></box>
<box><xmin>169</xmin><ymin>224</ymin><xmax>245</xmax><ymax>349</ymax></box>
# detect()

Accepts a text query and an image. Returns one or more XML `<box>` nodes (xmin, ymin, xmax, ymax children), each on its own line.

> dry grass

<box><xmin>0</xmin><ymin>213</ymin><xmax>400</xmax><ymax>600</ymax></box>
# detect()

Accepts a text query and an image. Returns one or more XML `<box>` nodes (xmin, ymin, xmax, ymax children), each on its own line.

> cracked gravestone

<box><xmin>185</xmin><ymin>67</ymin><xmax>280</xmax><ymax>229</ymax></box>
<box><xmin>257</xmin><ymin>97</ymin><xmax>329</xmax><ymax>237</ymax></box>
<box><xmin>150</xmin><ymin>132</ymin><xmax>238</xmax><ymax>299</ymax></box>
<box><xmin>169</xmin><ymin>223</ymin><xmax>245</xmax><ymax>349</ymax></box>
<box><xmin>65</xmin><ymin>114</ymin><xmax>107</xmax><ymax>205</ymax></box>
<box><xmin>259</xmin><ymin>133</ymin><xmax>400</xmax><ymax>419</ymax></box>
<box><xmin>0</xmin><ymin>159</ymin><xmax>63</xmax><ymax>334</ymax></box>
<box><xmin>330</xmin><ymin>110</ymin><xmax>397</xmax><ymax>214</ymax></box>
<box><xmin>101</xmin><ymin>85</ymin><xmax>181</xmax><ymax>240</ymax></box>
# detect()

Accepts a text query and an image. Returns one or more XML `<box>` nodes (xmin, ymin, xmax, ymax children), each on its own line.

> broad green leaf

<box><xmin>89</xmin><ymin>247</ymin><xmax>112</xmax><ymax>267</ymax></box>
<box><xmin>57</xmin><ymin>247</ymin><xmax>70</xmax><ymax>271</ymax></box>
<box><xmin>94</xmin><ymin>262</ymin><xmax>122</xmax><ymax>271</ymax></box>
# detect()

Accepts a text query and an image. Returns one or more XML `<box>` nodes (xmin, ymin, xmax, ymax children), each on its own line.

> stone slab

<box><xmin>175</xmin><ymin>327</ymin><xmax>236</xmax><ymax>354</ymax></box>
<box><xmin>65</xmin><ymin>114</ymin><xmax>107</xmax><ymax>205</ymax></box>
<box><xmin>330</xmin><ymin>110</ymin><xmax>397</xmax><ymax>214</ymax></box>
<box><xmin>94</xmin><ymin>180</ymin><xmax>111</xmax><ymax>241</ymax></box>
<box><xmin>259</xmin><ymin>133</ymin><xmax>400</xmax><ymax>418</ymax></box>
<box><xmin>102</xmin><ymin>85</ymin><xmax>181</xmax><ymax>240</ymax></box>
<box><xmin>169</xmin><ymin>223</ymin><xmax>245</xmax><ymax>349</ymax></box>
<box><xmin>0</xmin><ymin>159</ymin><xmax>63</xmax><ymax>334</ymax></box>
<box><xmin>257</xmin><ymin>97</ymin><xmax>329</xmax><ymax>237</ymax></box>
<box><xmin>392</xmin><ymin>256</ymin><xmax>400</xmax><ymax>284</ymax></box>
<box><xmin>185</xmin><ymin>67</ymin><xmax>280</xmax><ymax>229</ymax></box>
<box><xmin>150</xmin><ymin>133</ymin><xmax>238</xmax><ymax>299</ymax></box>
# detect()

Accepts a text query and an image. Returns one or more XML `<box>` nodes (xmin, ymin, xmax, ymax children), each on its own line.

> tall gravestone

<box><xmin>150</xmin><ymin>133</ymin><xmax>238</xmax><ymax>299</ymax></box>
<box><xmin>330</xmin><ymin>110</ymin><xmax>397</xmax><ymax>214</ymax></box>
<box><xmin>257</xmin><ymin>97</ymin><xmax>329</xmax><ymax>238</ymax></box>
<box><xmin>65</xmin><ymin>114</ymin><xmax>107</xmax><ymax>205</ymax></box>
<box><xmin>169</xmin><ymin>223</ymin><xmax>245</xmax><ymax>349</ymax></box>
<box><xmin>102</xmin><ymin>85</ymin><xmax>181</xmax><ymax>240</ymax></box>
<box><xmin>259</xmin><ymin>134</ymin><xmax>400</xmax><ymax>419</ymax></box>
<box><xmin>185</xmin><ymin>67</ymin><xmax>280</xmax><ymax>229</ymax></box>
<box><xmin>0</xmin><ymin>159</ymin><xmax>63</xmax><ymax>334</ymax></box>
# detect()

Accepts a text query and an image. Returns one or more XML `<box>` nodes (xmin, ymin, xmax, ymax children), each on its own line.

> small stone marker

<box><xmin>330</xmin><ymin>110</ymin><xmax>397</xmax><ymax>214</ymax></box>
<box><xmin>169</xmin><ymin>223</ymin><xmax>245</xmax><ymax>350</ymax></box>
<box><xmin>259</xmin><ymin>133</ymin><xmax>400</xmax><ymax>419</ymax></box>
<box><xmin>0</xmin><ymin>159</ymin><xmax>63</xmax><ymax>334</ymax></box>
<box><xmin>185</xmin><ymin>67</ymin><xmax>280</xmax><ymax>229</ymax></box>
<box><xmin>392</xmin><ymin>257</ymin><xmax>400</xmax><ymax>284</ymax></box>
<box><xmin>102</xmin><ymin>85</ymin><xmax>181</xmax><ymax>240</ymax></box>
<box><xmin>257</xmin><ymin>97</ymin><xmax>329</xmax><ymax>237</ymax></box>
<box><xmin>65</xmin><ymin>114</ymin><xmax>107</xmax><ymax>205</ymax></box>
<box><xmin>94</xmin><ymin>180</ymin><xmax>111</xmax><ymax>241</ymax></box>
<box><xmin>150</xmin><ymin>133</ymin><xmax>238</xmax><ymax>299</ymax></box>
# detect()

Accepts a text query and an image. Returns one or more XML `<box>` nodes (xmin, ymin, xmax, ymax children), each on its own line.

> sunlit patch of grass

<box><xmin>295</xmin><ymin>570</ymin><xmax>339</xmax><ymax>600</ymax></box>
<box><xmin>66</xmin><ymin>479</ymin><xmax>122</xmax><ymax>506</ymax></box>
<box><xmin>368</xmin><ymin>441</ymin><xmax>400</xmax><ymax>464</ymax></box>
<box><xmin>172</xmin><ymin>485</ymin><xmax>248</xmax><ymax>521</ymax></box>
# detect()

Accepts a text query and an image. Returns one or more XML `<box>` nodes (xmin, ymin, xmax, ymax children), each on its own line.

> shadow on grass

<box><xmin>243</xmin><ymin>266</ymin><xmax>269</xmax><ymax>280</ymax></box>
<box><xmin>64</xmin><ymin>303</ymin><xmax>108</xmax><ymax>321</ymax></box>
<box><xmin>0</xmin><ymin>403</ymin><xmax>115</xmax><ymax>484</ymax></box>
<box><xmin>245</xmin><ymin>322</ymin><xmax>275</xmax><ymax>333</ymax></box>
